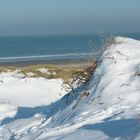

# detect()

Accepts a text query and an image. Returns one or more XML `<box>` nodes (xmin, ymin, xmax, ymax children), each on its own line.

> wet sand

<box><xmin>0</xmin><ymin>57</ymin><xmax>96</xmax><ymax>68</ymax></box>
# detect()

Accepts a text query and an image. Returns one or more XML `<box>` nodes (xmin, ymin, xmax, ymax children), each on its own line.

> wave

<box><xmin>0</xmin><ymin>52</ymin><xmax>99</xmax><ymax>62</ymax></box>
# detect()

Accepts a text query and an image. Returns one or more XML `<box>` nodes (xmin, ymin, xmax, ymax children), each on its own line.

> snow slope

<box><xmin>0</xmin><ymin>102</ymin><xmax>17</xmax><ymax>123</ymax></box>
<box><xmin>0</xmin><ymin>71</ymin><xmax>65</xmax><ymax>107</ymax></box>
<box><xmin>0</xmin><ymin>71</ymin><xmax>66</xmax><ymax>125</ymax></box>
<box><xmin>0</xmin><ymin>37</ymin><xmax>140</xmax><ymax>140</ymax></box>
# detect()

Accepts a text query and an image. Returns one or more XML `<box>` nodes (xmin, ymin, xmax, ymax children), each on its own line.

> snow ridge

<box><xmin>0</xmin><ymin>37</ymin><xmax>140</xmax><ymax>140</ymax></box>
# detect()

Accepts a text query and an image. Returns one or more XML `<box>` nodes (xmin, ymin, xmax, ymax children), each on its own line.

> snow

<box><xmin>38</xmin><ymin>68</ymin><xmax>51</xmax><ymax>74</ymax></box>
<box><xmin>0</xmin><ymin>102</ymin><xmax>17</xmax><ymax>123</ymax></box>
<box><xmin>0</xmin><ymin>37</ymin><xmax>140</xmax><ymax>140</ymax></box>
<box><xmin>26</xmin><ymin>72</ymin><xmax>34</xmax><ymax>77</ymax></box>
<box><xmin>0</xmin><ymin>71</ymin><xmax>65</xmax><ymax>107</ymax></box>
<box><xmin>0</xmin><ymin>71</ymin><xmax>66</xmax><ymax>125</ymax></box>
<box><xmin>51</xmin><ymin>129</ymin><xmax>110</xmax><ymax>140</ymax></box>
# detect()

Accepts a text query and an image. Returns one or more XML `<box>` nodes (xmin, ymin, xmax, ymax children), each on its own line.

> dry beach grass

<box><xmin>0</xmin><ymin>59</ymin><xmax>97</xmax><ymax>82</ymax></box>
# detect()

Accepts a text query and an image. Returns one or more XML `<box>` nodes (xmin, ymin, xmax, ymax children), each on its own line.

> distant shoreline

<box><xmin>0</xmin><ymin>57</ymin><xmax>96</xmax><ymax>68</ymax></box>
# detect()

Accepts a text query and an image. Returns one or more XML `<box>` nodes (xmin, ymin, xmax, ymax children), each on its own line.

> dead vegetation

<box><xmin>0</xmin><ymin>64</ymin><xmax>76</xmax><ymax>80</ymax></box>
<box><xmin>62</xmin><ymin>60</ymin><xmax>97</xmax><ymax>98</ymax></box>
<box><xmin>137</xmin><ymin>72</ymin><xmax>140</xmax><ymax>77</ymax></box>
<box><xmin>0</xmin><ymin>62</ymin><xmax>96</xmax><ymax>83</ymax></box>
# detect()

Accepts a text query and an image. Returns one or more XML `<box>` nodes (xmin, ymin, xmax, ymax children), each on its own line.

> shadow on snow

<box><xmin>82</xmin><ymin>119</ymin><xmax>140</xmax><ymax>139</ymax></box>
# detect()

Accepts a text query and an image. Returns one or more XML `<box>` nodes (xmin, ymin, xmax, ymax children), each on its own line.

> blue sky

<box><xmin>0</xmin><ymin>0</ymin><xmax>140</xmax><ymax>36</ymax></box>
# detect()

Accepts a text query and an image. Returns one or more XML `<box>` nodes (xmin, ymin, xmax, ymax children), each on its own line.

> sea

<box><xmin>0</xmin><ymin>33</ymin><xmax>140</xmax><ymax>65</ymax></box>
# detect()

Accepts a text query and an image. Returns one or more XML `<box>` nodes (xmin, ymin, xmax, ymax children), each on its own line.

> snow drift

<box><xmin>0</xmin><ymin>71</ymin><xmax>66</xmax><ymax>107</ymax></box>
<box><xmin>0</xmin><ymin>37</ymin><xmax>140</xmax><ymax>140</ymax></box>
<box><xmin>0</xmin><ymin>102</ymin><xmax>17</xmax><ymax>123</ymax></box>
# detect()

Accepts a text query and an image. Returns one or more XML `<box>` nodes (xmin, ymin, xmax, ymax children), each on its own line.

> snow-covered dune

<box><xmin>0</xmin><ymin>37</ymin><xmax>140</xmax><ymax>140</ymax></box>
<box><xmin>0</xmin><ymin>71</ymin><xmax>65</xmax><ymax>107</ymax></box>
<box><xmin>0</xmin><ymin>71</ymin><xmax>66</xmax><ymax>125</ymax></box>
<box><xmin>0</xmin><ymin>103</ymin><xmax>17</xmax><ymax>123</ymax></box>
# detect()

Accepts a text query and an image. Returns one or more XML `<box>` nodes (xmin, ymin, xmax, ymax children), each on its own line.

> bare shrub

<box><xmin>63</xmin><ymin>34</ymin><xmax>116</xmax><ymax>107</ymax></box>
<box><xmin>63</xmin><ymin>60</ymin><xmax>97</xmax><ymax>98</ymax></box>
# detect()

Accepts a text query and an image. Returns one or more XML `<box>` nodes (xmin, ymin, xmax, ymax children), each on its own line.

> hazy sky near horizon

<box><xmin>0</xmin><ymin>0</ymin><xmax>140</xmax><ymax>36</ymax></box>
